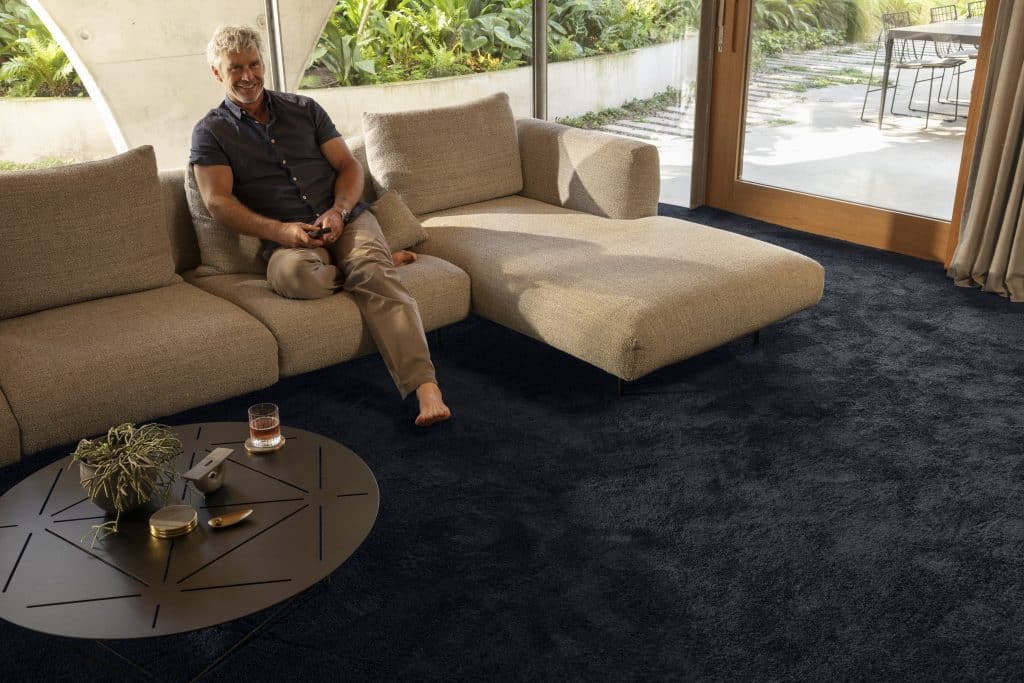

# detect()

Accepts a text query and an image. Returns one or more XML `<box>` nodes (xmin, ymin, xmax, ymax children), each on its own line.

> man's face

<box><xmin>213</xmin><ymin>48</ymin><xmax>265</xmax><ymax>106</ymax></box>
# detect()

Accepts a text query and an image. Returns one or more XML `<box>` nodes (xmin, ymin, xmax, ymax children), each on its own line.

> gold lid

<box><xmin>149</xmin><ymin>504</ymin><xmax>199</xmax><ymax>539</ymax></box>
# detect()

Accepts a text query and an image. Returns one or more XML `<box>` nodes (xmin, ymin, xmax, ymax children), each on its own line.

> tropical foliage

<box><xmin>753</xmin><ymin>0</ymin><xmax>974</xmax><ymax>42</ymax></box>
<box><xmin>303</xmin><ymin>0</ymin><xmax>701</xmax><ymax>88</ymax></box>
<box><xmin>750</xmin><ymin>0</ymin><xmax>972</xmax><ymax>71</ymax></box>
<box><xmin>0</xmin><ymin>0</ymin><xmax>84</xmax><ymax>96</ymax></box>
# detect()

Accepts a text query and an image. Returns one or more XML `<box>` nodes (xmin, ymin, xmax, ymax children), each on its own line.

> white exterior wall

<box><xmin>0</xmin><ymin>98</ymin><xmax>115</xmax><ymax>162</ymax></box>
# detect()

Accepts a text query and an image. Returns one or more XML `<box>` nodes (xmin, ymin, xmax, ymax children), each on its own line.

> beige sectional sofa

<box><xmin>0</xmin><ymin>92</ymin><xmax>824</xmax><ymax>465</ymax></box>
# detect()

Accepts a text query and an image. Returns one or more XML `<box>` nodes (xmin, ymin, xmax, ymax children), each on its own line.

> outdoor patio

<box><xmin>602</xmin><ymin>43</ymin><xmax>973</xmax><ymax>219</ymax></box>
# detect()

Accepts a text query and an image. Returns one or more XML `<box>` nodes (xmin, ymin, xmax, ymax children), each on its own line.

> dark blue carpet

<box><xmin>3</xmin><ymin>205</ymin><xmax>1023</xmax><ymax>681</ymax></box>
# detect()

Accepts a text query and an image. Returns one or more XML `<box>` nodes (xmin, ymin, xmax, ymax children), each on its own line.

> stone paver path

<box><xmin>600</xmin><ymin>42</ymin><xmax>881</xmax><ymax>141</ymax></box>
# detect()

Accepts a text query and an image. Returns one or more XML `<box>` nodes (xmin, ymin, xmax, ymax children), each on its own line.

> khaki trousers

<box><xmin>265</xmin><ymin>212</ymin><xmax>435</xmax><ymax>398</ymax></box>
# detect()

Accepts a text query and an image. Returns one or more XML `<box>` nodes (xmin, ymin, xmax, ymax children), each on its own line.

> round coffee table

<box><xmin>0</xmin><ymin>422</ymin><xmax>378</xmax><ymax>639</ymax></box>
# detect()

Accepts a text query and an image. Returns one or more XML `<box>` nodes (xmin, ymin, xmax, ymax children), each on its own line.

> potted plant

<box><xmin>72</xmin><ymin>422</ymin><xmax>182</xmax><ymax>543</ymax></box>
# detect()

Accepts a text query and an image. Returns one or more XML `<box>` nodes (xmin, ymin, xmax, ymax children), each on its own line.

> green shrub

<box><xmin>556</xmin><ymin>86</ymin><xmax>681</xmax><ymax>129</ymax></box>
<box><xmin>752</xmin><ymin>1</ymin><xmax>968</xmax><ymax>45</ymax></box>
<box><xmin>0</xmin><ymin>156</ymin><xmax>73</xmax><ymax>171</ymax></box>
<box><xmin>0</xmin><ymin>0</ymin><xmax>84</xmax><ymax>97</ymax></box>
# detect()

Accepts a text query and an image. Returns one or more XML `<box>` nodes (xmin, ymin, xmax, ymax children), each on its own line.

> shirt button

<box><xmin>271</xmin><ymin>139</ymin><xmax>276</xmax><ymax>143</ymax></box>
<box><xmin>302</xmin><ymin>195</ymin><xmax>308</xmax><ymax>200</ymax></box>
<box><xmin>281</xmin><ymin>160</ymin><xmax>287</xmax><ymax>166</ymax></box>
<box><xmin>292</xmin><ymin>176</ymin><xmax>298</xmax><ymax>182</ymax></box>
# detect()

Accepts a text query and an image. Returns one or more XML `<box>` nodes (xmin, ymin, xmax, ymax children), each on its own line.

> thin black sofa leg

<box><xmin>752</xmin><ymin>330</ymin><xmax>761</xmax><ymax>345</ymax></box>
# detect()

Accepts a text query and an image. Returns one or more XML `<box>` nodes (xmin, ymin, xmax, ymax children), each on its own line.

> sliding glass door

<box><xmin>543</xmin><ymin>0</ymin><xmax>704</xmax><ymax>207</ymax></box>
<box><xmin>706</xmin><ymin>0</ymin><xmax>998</xmax><ymax>262</ymax></box>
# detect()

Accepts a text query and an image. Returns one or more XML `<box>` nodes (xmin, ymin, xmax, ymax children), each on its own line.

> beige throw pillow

<box><xmin>361</xmin><ymin>92</ymin><xmax>523</xmax><ymax>216</ymax></box>
<box><xmin>185</xmin><ymin>165</ymin><xmax>266</xmax><ymax>276</ymax></box>
<box><xmin>368</xmin><ymin>191</ymin><xmax>428</xmax><ymax>251</ymax></box>
<box><xmin>0</xmin><ymin>146</ymin><xmax>179</xmax><ymax>320</ymax></box>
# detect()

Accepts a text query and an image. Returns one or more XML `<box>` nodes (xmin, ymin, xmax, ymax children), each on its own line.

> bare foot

<box><xmin>415</xmin><ymin>382</ymin><xmax>451</xmax><ymax>427</ymax></box>
<box><xmin>392</xmin><ymin>250</ymin><xmax>417</xmax><ymax>267</ymax></box>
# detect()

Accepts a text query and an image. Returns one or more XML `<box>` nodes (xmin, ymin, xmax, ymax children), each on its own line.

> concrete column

<box><xmin>30</xmin><ymin>0</ymin><xmax>336</xmax><ymax>168</ymax></box>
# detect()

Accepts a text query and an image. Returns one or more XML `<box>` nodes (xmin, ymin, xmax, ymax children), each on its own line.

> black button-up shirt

<box><xmin>189</xmin><ymin>90</ymin><xmax>342</xmax><ymax>225</ymax></box>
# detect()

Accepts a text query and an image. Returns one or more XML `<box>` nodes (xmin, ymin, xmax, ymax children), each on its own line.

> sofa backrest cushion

<box><xmin>368</xmin><ymin>191</ymin><xmax>428</xmax><ymax>251</ymax></box>
<box><xmin>0</xmin><ymin>145</ymin><xmax>180</xmax><ymax>320</ymax></box>
<box><xmin>185</xmin><ymin>164</ymin><xmax>266</xmax><ymax>277</ymax></box>
<box><xmin>361</xmin><ymin>92</ymin><xmax>522</xmax><ymax>215</ymax></box>
<box><xmin>345</xmin><ymin>134</ymin><xmax>379</xmax><ymax>204</ymax></box>
<box><xmin>159</xmin><ymin>168</ymin><xmax>202</xmax><ymax>274</ymax></box>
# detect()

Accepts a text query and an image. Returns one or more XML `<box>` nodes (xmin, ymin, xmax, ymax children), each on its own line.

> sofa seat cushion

<box><xmin>187</xmin><ymin>254</ymin><xmax>470</xmax><ymax>378</ymax></box>
<box><xmin>0</xmin><ymin>283</ymin><xmax>279</xmax><ymax>455</ymax></box>
<box><xmin>0</xmin><ymin>146</ymin><xmax>180</xmax><ymax>320</ymax></box>
<box><xmin>417</xmin><ymin>196</ymin><xmax>825</xmax><ymax>380</ymax></box>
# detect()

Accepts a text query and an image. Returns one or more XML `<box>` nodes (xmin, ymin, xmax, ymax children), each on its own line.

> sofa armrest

<box><xmin>516</xmin><ymin>118</ymin><xmax>660</xmax><ymax>219</ymax></box>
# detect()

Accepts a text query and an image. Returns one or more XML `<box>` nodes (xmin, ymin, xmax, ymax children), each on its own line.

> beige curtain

<box><xmin>948</xmin><ymin>1</ymin><xmax>1024</xmax><ymax>301</ymax></box>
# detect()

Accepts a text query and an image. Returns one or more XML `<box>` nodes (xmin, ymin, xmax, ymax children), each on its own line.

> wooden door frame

<box><xmin>704</xmin><ymin>0</ymin><xmax>997</xmax><ymax>263</ymax></box>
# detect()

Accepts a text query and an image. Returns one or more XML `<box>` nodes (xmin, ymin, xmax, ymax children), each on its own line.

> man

<box><xmin>190</xmin><ymin>25</ymin><xmax>450</xmax><ymax>426</ymax></box>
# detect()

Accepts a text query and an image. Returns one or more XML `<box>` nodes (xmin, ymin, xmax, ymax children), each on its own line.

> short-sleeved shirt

<box><xmin>189</xmin><ymin>89</ymin><xmax>342</xmax><ymax>225</ymax></box>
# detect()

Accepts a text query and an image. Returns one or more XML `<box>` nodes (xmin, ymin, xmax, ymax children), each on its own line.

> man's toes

<box><xmin>392</xmin><ymin>250</ymin><xmax>417</xmax><ymax>267</ymax></box>
<box><xmin>415</xmin><ymin>405</ymin><xmax>451</xmax><ymax>427</ymax></box>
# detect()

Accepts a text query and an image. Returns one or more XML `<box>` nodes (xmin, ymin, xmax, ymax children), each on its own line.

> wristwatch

<box><xmin>336</xmin><ymin>202</ymin><xmax>368</xmax><ymax>225</ymax></box>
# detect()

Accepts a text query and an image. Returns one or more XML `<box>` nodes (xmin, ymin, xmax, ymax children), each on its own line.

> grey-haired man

<box><xmin>190</xmin><ymin>25</ymin><xmax>449</xmax><ymax>426</ymax></box>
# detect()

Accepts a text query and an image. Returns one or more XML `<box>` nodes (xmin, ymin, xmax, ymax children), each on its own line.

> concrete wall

<box><xmin>0</xmin><ymin>37</ymin><xmax>696</xmax><ymax>164</ymax></box>
<box><xmin>0</xmin><ymin>98</ymin><xmax>115</xmax><ymax>163</ymax></box>
<box><xmin>30</xmin><ymin>0</ymin><xmax>336</xmax><ymax>168</ymax></box>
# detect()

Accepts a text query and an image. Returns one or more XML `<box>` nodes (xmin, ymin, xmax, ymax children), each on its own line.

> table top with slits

<box><xmin>0</xmin><ymin>422</ymin><xmax>378</xmax><ymax>639</ymax></box>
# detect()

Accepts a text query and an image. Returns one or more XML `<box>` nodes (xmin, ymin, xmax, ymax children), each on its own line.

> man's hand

<box><xmin>313</xmin><ymin>207</ymin><xmax>345</xmax><ymax>246</ymax></box>
<box><xmin>278</xmin><ymin>222</ymin><xmax>324</xmax><ymax>249</ymax></box>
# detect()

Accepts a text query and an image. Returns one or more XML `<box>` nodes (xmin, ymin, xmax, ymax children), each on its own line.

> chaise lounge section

<box><xmin>358</xmin><ymin>96</ymin><xmax>825</xmax><ymax>381</ymax></box>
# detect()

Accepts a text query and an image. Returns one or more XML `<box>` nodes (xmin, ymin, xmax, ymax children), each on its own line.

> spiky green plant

<box><xmin>72</xmin><ymin>423</ymin><xmax>181</xmax><ymax>545</ymax></box>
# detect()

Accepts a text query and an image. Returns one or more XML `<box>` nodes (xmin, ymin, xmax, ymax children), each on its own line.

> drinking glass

<box><xmin>248</xmin><ymin>403</ymin><xmax>282</xmax><ymax>448</ymax></box>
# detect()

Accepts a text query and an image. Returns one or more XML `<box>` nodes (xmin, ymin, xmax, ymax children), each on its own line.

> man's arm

<box><xmin>312</xmin><ymin>137</ymin><xmax>364</xmax><ymax>234</ymax></box>
<box><xmin>193</xmin><ymin>164</ymin><xmax>324</xmax><ymax>249</ymax></box>
<box><xmin>314</xmin><ymin>135</ymin><xmax>415</xmax><ymax>265</ymax></box>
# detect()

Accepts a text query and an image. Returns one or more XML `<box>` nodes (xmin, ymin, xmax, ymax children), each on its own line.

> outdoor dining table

<box><xmin>877</xmin><ymin>16</ymin><xmax>983</xmax><ymax>127</ymax></box>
